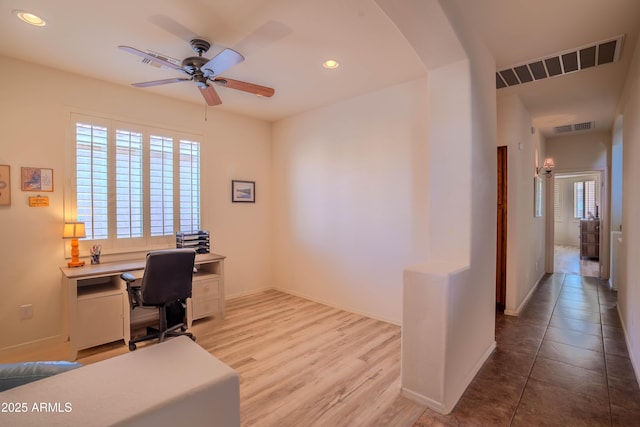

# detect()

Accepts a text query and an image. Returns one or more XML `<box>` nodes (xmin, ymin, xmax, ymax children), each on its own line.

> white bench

<box><xmin>0</xmin><ymin>337</ymin><xmax>240</xmax><ymax>426</ymax></box>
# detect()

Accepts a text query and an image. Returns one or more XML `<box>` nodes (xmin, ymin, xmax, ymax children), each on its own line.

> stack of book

<box><xmin>176</xmin><ymin>230</ymin><xmax>210</xmax><ymax>254</ymax></box>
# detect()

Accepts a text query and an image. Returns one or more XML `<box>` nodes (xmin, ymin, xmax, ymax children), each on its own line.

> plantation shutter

<box><xmin>149</xmin><ymin>135</ymin><xmax>174</xmax><ymax>237</ymax></box>
<box><xmin>179</xmin><ymin>140</ymin><xmax>201</xmax><ymax>233</ymax></box>
<box><xmin>574</xmin><ymin>182</ymin><xmax>584</xmax><ymax>218</ymax></box>
<box><xmin>585</xmin><ymin>180</ymin><xmax>596</xmax><ymax>218</ymax></box>
<box><xmin>574</xmin><ymin>180</ymin><xmax>597</xmax><ymax>219</ymax></box>
<box><xmin>70</xmin><ymin>114</ymin><xmax>202</xmax><ymax>251</ymax></box>
<box><xmin>76</xmin><ymin>122</ymin><xmax>109</xmax><ymax>240</ymax></box>
<box><xmin>115</xmin><ymin>129</ymin><xmax>144</xmax><ymax>238</ymax></box>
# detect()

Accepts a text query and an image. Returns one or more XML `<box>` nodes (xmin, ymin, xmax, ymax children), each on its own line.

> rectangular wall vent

<box><xmin>496</xmin><ymin>35</ymin><xmax>625</xmax><ymax>89</ymax></box>
<box><xmin>553</xmin><ymin>121</ymin><xmax>595</xmax><ymax>134</ymax></box>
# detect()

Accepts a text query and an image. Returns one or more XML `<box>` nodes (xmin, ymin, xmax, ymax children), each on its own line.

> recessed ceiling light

<box><xmin>13</xmin><ymin>10</ymin><xmax>47</xmax><ymax>27</ymax></box>
<box><xmin>323</xmin><ymin>59</ymin><xmax>340</xmax><ymax>69</ymax></box>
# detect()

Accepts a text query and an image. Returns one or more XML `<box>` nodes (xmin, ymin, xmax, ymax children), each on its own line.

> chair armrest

<box><xmin>120</xmin><ymin>272</ymin><xmax>136</xmax><ymax>283</ymax></box>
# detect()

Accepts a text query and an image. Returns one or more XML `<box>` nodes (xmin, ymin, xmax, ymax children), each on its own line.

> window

<box><xmin>69</xmin><ymin>113</ymin><xmax>201</xmax><ymax>252</ymax></box>
<box><xmin>574</xmin><ymin>180</ymin><xmax>596</xmax><ymax>219</ymax></box>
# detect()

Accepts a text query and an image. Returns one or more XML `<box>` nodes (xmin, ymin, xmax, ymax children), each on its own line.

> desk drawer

<box><xmin>77</xmin><ymin>293</ymin><xmax>124</xmax><ymax>349</ymax></box>
<box><xmin>192</xmin><ymin>278</ymin><xmax>220</xmax><ymax>299</ymax></box>
<box><xmin>192</xmin><ymin>297</ymin><xmax>220</xmax><ymax>319</ymax></box>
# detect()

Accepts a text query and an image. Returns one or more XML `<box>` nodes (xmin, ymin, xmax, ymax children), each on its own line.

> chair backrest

<box><xmin>139</xmin><ymin>249</ymin><xmax>196</xmax><ymax>306</ymax></box>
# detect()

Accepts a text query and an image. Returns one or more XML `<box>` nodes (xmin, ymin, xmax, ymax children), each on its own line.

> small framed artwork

<box><xmin>21</xmin><ymin>167</ymin><xmax>54</xmax><ymax>192</ymax></box>
<box><xmin>232</xmin><ymin>180</ymin><xmax>256</xmax><ymax>203</ymax></box>
<box><xmin>0</xmin><ymin>165</ymin><xmax>10</xmax><ymax>206</ymax></box>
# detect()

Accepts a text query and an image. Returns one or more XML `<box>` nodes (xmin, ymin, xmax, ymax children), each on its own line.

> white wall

<box><xmin>546</xmin><ymin>132</ymin><xmax>609</xmax><ymax>171</ymax></box>
<box><xmin>373</xmin><ymin>0</ymin><xmax>498</xmax><ymax>413</ymax></box>
<box><xmin>497</xmin><ymin>94</ymin><xmax>546</xmax><ymax>315</ymax></box>
<box><xmin>618</xmin><ymin>32</ymin><xmax>640</xmax><ymax>383</ymax></box>
<box><xmin>0</xmin><ymin>55</ymin><xmax>272</xmax><ymax>353</ymax></box>
<box><xmin>271</xmin><ymin>78</ymin><xmax>429</xmax><ymax>323</ymax></box>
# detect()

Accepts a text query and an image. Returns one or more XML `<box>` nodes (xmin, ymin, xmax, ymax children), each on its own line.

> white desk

<box><xmin>60</xmin><ymin>253</ymin><xmax>225</xmax><ymax>360</ymax></box>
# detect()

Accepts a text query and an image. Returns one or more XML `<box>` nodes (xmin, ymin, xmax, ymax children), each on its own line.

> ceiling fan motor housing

<box><xmin>182</xmin><ymin>56</ymin><xmax>209</xmax><ymax>73</ymax></box>
<box><xmin>193</xmin><ymin>73</ymin><xmax>208</xmax><ymax>89</ymax></box>
<box><xmin>190</xmin><ymin>38</ymin><xmax>211</xmax><ymax>55</ymax></box>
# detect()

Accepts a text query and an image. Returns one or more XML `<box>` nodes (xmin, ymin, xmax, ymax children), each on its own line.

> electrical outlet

<box><xmin>19</xmin><ymin>304</ymin><xmax>33</xmax><ymax>319</ymax></box>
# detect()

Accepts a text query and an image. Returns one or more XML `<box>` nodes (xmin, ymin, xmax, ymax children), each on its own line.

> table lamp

<box><xmin>63</xmin><ymin>221</ymin><xmax>86</xmax><ymax>267</ymax></box>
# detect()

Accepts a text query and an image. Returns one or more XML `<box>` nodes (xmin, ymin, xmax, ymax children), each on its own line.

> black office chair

<box><xmin>120</xmin><ymin>249</ymin><xmax>197</xmax><ymax>351</ymax></box>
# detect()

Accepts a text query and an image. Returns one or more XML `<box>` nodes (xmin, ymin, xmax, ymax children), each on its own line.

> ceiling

<box><xmin>0</xmin><ymin>0</ymin><xmax>638</xmax><ymax>136</ymax></box>
<box><xmin>449</xmin><ymin>0</ymin><xmax>640</xmax><ymax>137</ymax></box>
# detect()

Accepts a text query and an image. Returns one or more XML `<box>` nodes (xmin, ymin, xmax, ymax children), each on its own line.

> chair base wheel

<box><xmin>128</xmin><ymin>342</ymin><xmax>137</xmax><ymax>351</ymax></box>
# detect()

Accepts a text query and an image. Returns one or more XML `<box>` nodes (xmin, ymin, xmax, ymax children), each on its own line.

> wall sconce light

<box><xmin>63</xmin><ymin>221</ymin><xmax>86</xmax><ymax>267</ymax></box>
<box><xmin>536</xmin><ymin>158</ymin><xmax>555</xmax><ymax>177</ymax></box>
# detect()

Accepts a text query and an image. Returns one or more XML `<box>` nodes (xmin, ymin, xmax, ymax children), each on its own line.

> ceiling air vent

<box><xmin>496</xmin><ymin>35</ymin><xmax>625</xmax><ymax>89</ymax></box>
<box><xmin>553</xmin><ymin>121</ymin><xmax>595</xmax><ymax>134</ymax></box>
<box><xmin>554</xmin><ymin>125</ymin><xmax>573</xmax><ymax>134</ymax></box>
<box><xmin>573</xmin><ymin>121</ymin><xmax>594</xmax><ymax>131</ymax></box>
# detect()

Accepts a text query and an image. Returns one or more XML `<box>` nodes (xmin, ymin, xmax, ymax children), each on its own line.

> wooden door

<box><xmin>496</xmin><ymin>146</ymin><xmax>507</xmax><ymax>311</ymax></box>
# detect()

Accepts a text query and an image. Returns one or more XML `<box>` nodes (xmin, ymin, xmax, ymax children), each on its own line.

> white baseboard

<box><xmin>0</xmin><ymin>335</ymin><xmax>66</xmax><ymax>361</ymax></box>
<box><xmin>401</xmin><ymin>387</ymin><xmax>445</xmax><ymax>413</ymax></box>
<box><xmin>273</xmin><ymin>286</ymin><xmax>400</xmax><ymax>326</ymax></box>
<box><xmin>504</xmin><ymin>272</ymin><xmax>546</xmax><ymax>316</ymax></box>
<box><xmin>225</xmin><ymin>286</ymin><xmax>274</xmax><ymax>301</ymax></box>
<box><xmin>618</xmin><ymin>305</ymin><xmax>640</xmax><ymax>388</ymax></box>
<box><xmin>401</xmin><ymin>339</ymin><xmax>497</xmax><ymax>415</ymax></box>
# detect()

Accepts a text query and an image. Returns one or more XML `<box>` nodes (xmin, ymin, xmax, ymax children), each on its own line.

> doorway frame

<box><xmin>545</xmin><ymin>168</ymin><xmax>608</xmax><ymax>280</ymax></box>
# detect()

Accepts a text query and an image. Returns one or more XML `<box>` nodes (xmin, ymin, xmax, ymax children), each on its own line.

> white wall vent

<box><xmin>553</xmin><ymin>121</ymin><xmax>595</xmax><ymax>134</ymax></box>
<box><xmin>496</xmin><ymin>35</ymin><xmax>625</xmax><ymax>89</ymax></box>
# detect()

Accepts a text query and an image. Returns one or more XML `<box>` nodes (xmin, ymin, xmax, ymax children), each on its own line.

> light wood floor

<box><xmin>554</xmin><ymin>245</ymin><xmax>599</xmax><ymax>277</ymax></box>
<box><xmin>75</xmin><ymin>289</ymin><xmax>425</xmax><ymax>427</ymax></box>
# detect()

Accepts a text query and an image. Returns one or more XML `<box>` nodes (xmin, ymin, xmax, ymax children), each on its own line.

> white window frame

<box><xmin>66</xmin><ymin>112</ymin><xmax>202</xmax><ymax>255</ymax></box>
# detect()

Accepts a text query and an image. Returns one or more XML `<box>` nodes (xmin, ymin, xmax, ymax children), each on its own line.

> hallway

<box><xmin>413</xmin><ymin>273</ymin><xmax>640</xmax><ymax>426</ymax></box>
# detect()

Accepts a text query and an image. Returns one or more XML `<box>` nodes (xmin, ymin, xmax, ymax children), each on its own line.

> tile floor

<box><xmin>413</xmin><ymin>273</ymin><xmax>640</xmax><ymax>426</ymax></box>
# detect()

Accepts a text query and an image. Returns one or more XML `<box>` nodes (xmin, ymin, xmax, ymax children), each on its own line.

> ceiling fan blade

<box><xmin>199</xmin><ymin>85</ymin><xmax>222</xmax><ymax>106</ymax></box>
<box><xmin>132</xmin><ymin>77</ymin><xmax>191</xmax><ymax>88</ymax></box>
<box><xmin>118</xmin><ymin>45</ymin><xmax>188</xmax><ymax>74</ymax></box>
<box><xmin>201</xmin><ymin>49</ymin><xmax>245</xmax><ymax>78</ymax></box>
<box><xmin>213</xmin><ymin>78</ymin><xmax>275</xmax><ymax>97</ymax></box>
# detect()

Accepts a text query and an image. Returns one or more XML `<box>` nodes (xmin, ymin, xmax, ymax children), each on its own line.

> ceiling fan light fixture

<box><xmin>323</xmin><ymin>59</ymin><xmax>340</xmax><ymax>69</ymax></box>
<box><xmin>13</xmin><ymin>10</ymin><xmax>46</xmax><ymax>27</ymax></box>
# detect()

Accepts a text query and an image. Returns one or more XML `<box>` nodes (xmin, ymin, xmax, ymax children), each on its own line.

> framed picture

<box><xmin>0</xmin><ymin>165</ymin><xmax>10</xmax><ymax>206</ymax></box>
<box><xmin>21</xmin><ymin>167</ymin><xmax>54</xmax><ymax>192</ymax></box>
<box><xmin>534</xmin><ymin>176</ymin><xmax>543</xmax><ymax>217</ymax></box>
<box><xmin>232</xmin><ymin>180</ymin><xmax>255</xmax><ymax>203</ymax></box>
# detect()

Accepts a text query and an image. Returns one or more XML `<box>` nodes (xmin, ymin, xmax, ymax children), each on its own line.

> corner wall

<box><xmin>497</xmin><ymin>94</ymin><xmax>547</xmax><ymax>315</ymax></box>
<box><xmin>618</xmin><ymin>31</ymin><xmax>640</xmax><ymax>382</ymax></box>
<box><xmin>378</xmin><ymin>0</ymin><xmax>498</xmax><ymax>413</ymax></box>
<box><xmin>271</xmin><ymin>77</ymin><xmax>429</xmax><ymax>324</ymax></box>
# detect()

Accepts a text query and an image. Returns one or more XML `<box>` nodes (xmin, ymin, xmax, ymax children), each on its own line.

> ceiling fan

<box><xmin>118</xmin><ymin>38</ymin><xmax>275</xmax><ymax>106</ymax></box>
